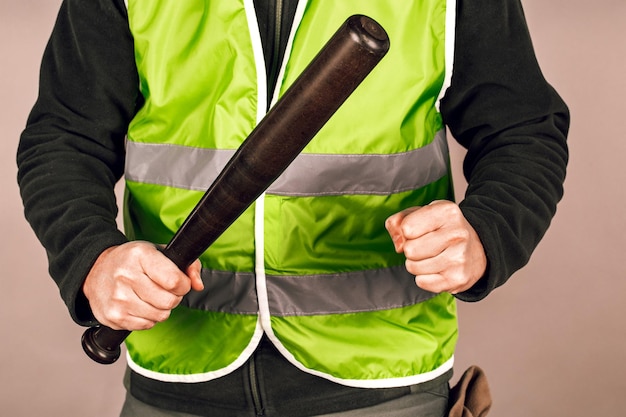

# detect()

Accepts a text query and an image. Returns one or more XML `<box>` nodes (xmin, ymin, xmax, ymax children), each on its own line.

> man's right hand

<box><xmin>82</xmin><ymin>241</ymin><xmax>204</xmax><ymax>331</ymax></box>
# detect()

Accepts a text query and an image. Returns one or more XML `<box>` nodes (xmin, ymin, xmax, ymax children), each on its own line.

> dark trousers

<box><xmin>121</xmin><ymin>337</ymin><xmax>450</xmax><ymax>417</ymax></box>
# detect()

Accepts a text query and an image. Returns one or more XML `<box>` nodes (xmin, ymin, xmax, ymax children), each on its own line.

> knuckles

<box><xmin>154</xmin><ymin>309</ymin><xmax>172</xmax><ymax>323</ymax></box>
<box><xmin>160</xmin><ymin>275</ymin><xmax>189</xmax><ymax>293</ymax></box>
<box><xmin>161</xmin><ymin>294</ymin><xmax>183</xmax><ymax>311</ymax></box>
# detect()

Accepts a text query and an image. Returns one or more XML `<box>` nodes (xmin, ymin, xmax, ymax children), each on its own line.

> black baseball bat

<box><xmin>81</xmin><ymin>14</ymin><xmax>390</xmax><ymax>364</ymax></box>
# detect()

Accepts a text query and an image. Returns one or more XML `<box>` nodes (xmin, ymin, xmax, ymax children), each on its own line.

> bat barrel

<box><xmin>82</xmin><ymin>15</ymin><xmax>389</xmax><ymax>364</ymax></box>
<box><xmin>165</xmin><ymin>14</ymin><xmax>389</xmax><ymax>266</ymax></box>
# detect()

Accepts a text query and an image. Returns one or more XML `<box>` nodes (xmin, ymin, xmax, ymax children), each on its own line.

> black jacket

<box><xmin>16</xmin><ymin>0</ymin><xmax>569</xmax><ymax>413</ymax></box>
<box><xmin>18</xmin><ymin>0</ymin><xmax>568</xmax><ymax>327</ymax></box>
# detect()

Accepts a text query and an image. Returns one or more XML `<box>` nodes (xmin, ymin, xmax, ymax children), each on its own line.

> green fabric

<box><xmin>126</xmin><ymin>307</ymin><xmax>258</xmax><ymax>375</ymax></box>
<box><xmin>124</xmin><ymin>182</ymin><xmax>257</xmax><ymax>272</ymax></box>
<box><xmin>126</xmin><ymin>0</ymin><xmax>259</xmax><ymax>149</ymax></box>
<box><xmin>271</xmin><ymin>293</ymin><xmax>457</xmax><ymax>381</ymax></box>
<box><xmin>264</xmin><ymin>176</ymin><xmax>453</xmax><ymax>275</ymax></box>
<box><xmin>280</xmin><ymin>0</ymin><xmax>447</xmax><ymax>155</ymax></box>
<box><xmin>123</xmin><ymin>0</ymin><xmax>457</xmax><ymax>385</ymax></box>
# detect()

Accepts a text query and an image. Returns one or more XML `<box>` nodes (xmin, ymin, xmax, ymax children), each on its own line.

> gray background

<box><xmin>1</xmin><ymin>0</ymin><xmax>624</xmax><ymax>416</ymax></box>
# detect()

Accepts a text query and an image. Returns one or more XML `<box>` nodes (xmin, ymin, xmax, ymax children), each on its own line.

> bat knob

<box><xmin>81</xmin><ymin>326</ymin><xmax>123</xmax><ymax>365</ymax></box>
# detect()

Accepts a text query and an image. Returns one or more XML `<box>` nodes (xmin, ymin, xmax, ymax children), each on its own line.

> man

<box><xmin>17</xmin><ymin>0</ymin><xmax>569</xmax><ymax>416</ymax></box>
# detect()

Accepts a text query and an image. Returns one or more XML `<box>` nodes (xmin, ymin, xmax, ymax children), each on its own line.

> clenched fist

<box><xmin>385</xmin><ymin>200</ymin><xmax>487</xmax><ymax>294</ymax></box>
<box><xmin>82</xmin><ymin>241</ymin><xmax>204</xmax><ymax>331</ymax></box>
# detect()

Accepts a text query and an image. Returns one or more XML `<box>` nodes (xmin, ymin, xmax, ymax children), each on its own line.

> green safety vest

<box><xmin>123</xmin><ymin>0</ymin><xmax>458</xmax><ymax>388</ymax></box>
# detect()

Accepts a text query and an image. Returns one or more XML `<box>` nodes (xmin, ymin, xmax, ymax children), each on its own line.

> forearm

<box><xmin>456</xmin><ymin>110</ymin><xmax>569</xmax><ymax>301</ymax></box>
<box><xmin>442</xmin><ymin>0</ymin><xmax>570</xmax><ymax>300</ymax></box>
<box><xmin>17</xmin><ymin>0</ymin><xmax>139</xmax><ymax>324</ymax></box>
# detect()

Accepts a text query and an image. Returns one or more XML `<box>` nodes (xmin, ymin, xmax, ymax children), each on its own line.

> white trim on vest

<box><xmin>244</xmin><ymin>0</ymin><xmax>268</xmax><ymax>124</ymax></box>
<box><xmin>436</xmin><ymin>0</ymin><xmax>457</xmax><ymax>111</ymax></box>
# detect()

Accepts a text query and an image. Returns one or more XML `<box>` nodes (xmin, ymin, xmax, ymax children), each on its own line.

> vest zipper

<box><xmin>248</xmin><ymin>350</ymin><xmax>265</xmax><ymax>416</ymax></box>
<box><xmin>249</xmin><ymin>4</ymin><xmax>280</xmax><ymax>413</ymax></box>
<box><xmin>267</xmin><ymin>0</ymin><xmax>283</xmax><ymax>108</ymax></box>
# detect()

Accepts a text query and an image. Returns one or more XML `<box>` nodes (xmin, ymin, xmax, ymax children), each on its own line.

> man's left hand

<box><xmin>385</xmin><ymin>200</ymin><xmax>487</xmax><ymax>294</ymax></box>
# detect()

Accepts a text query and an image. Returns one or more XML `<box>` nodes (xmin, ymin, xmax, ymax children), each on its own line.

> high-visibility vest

<box><xmin>123</xmin><ymin>0</ymin><xmax>458</xmax><ymax>388</ymax></box>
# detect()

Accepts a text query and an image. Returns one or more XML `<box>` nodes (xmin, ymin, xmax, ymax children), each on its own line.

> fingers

<box><xmin>407</xmin><ymin>243</ymin><xmax>480</xmax><ymax>294</ymax></box>
<box><xmin>138</xmin><ymin>245</ymin><xmax>194</xmax><ymax>297</ymax></box>
<box><xmin>102</xmin><ymin>284</ymin><xmax>176</xmax><ymax>331</ymax></box>
<box><xmin>385</xmin><ymin>207</ymin><xmax>420</xmax><ymax>252</ymax></box>
<box><xmin>83</xmin><ymin>241</ymin><xmax>204</xmax><ymax>331</ymax></box>
<box><xmin>386</xmin><ymin>201</ymin><xmax>487</xmax><ymax>294</ymax></box>
<box><xmin>397</xmin><ymin>200</ymin><xmax>456</xmax><ymax>240</ymax></box>
<box><xmin>130</xmin><ymin>272</ymin><xmax>184</xmax><ymax>311</ymax></box>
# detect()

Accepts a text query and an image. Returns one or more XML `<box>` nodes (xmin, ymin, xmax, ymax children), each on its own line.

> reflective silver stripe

<box><xmin>125</xmin><ymin>144</ymin><xmax>236</xmax><ymax>191</ymax></box>
<box><xmin>271</xmin><ymin>130</ymin><xmax>449</xmax><ymax>196</ymax></box>
<box><xmin>125</xmin><ymin>130</ymin><xmax>449</xmax><ymax>196</ymax></box>
<box><xmin>267</xmin><ymin>265</ymin><xmax>435</xmax><ymax>316</ymax></box>
<box><xmin>182</xmin><ymin>270</ymin><xmax>258</xmax><ymax>314</ymax></box>
<box><xmin>183</xmin><ymin>266</ymin><xmax>434</xmax><ymax>316</ymax></box>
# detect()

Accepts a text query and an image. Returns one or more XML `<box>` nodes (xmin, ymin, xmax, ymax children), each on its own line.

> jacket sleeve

<box><xmin>16</xmin><ymin>0</ymin><xmax>139</xmax><ymax>325</ymax></box>
<box><xmin>440</xmin><ymin>0</ymin><xmax>570</xmax><ymax>301</ymax></box>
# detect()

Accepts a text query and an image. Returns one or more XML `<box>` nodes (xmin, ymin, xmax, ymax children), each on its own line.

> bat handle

<box><xmin>80</xmin><ymin>14</ymin><xmax>389</xmax><ymax>364</ymax></box>
<box><xmin>81</xmin><ymin>326</ymin><xmax>130</xmax><ymax>364</ymax></box>
<box><xmin>80</xmin><ymin>242</ymin><xmax>191</xmax><ymax>364</ymax></box>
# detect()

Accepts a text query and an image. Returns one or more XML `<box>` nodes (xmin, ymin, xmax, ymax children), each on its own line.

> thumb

<box><xmin>186</xmin><ymin>259</ymin><xmax>204</xmax><ymax>291</ymax></box>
